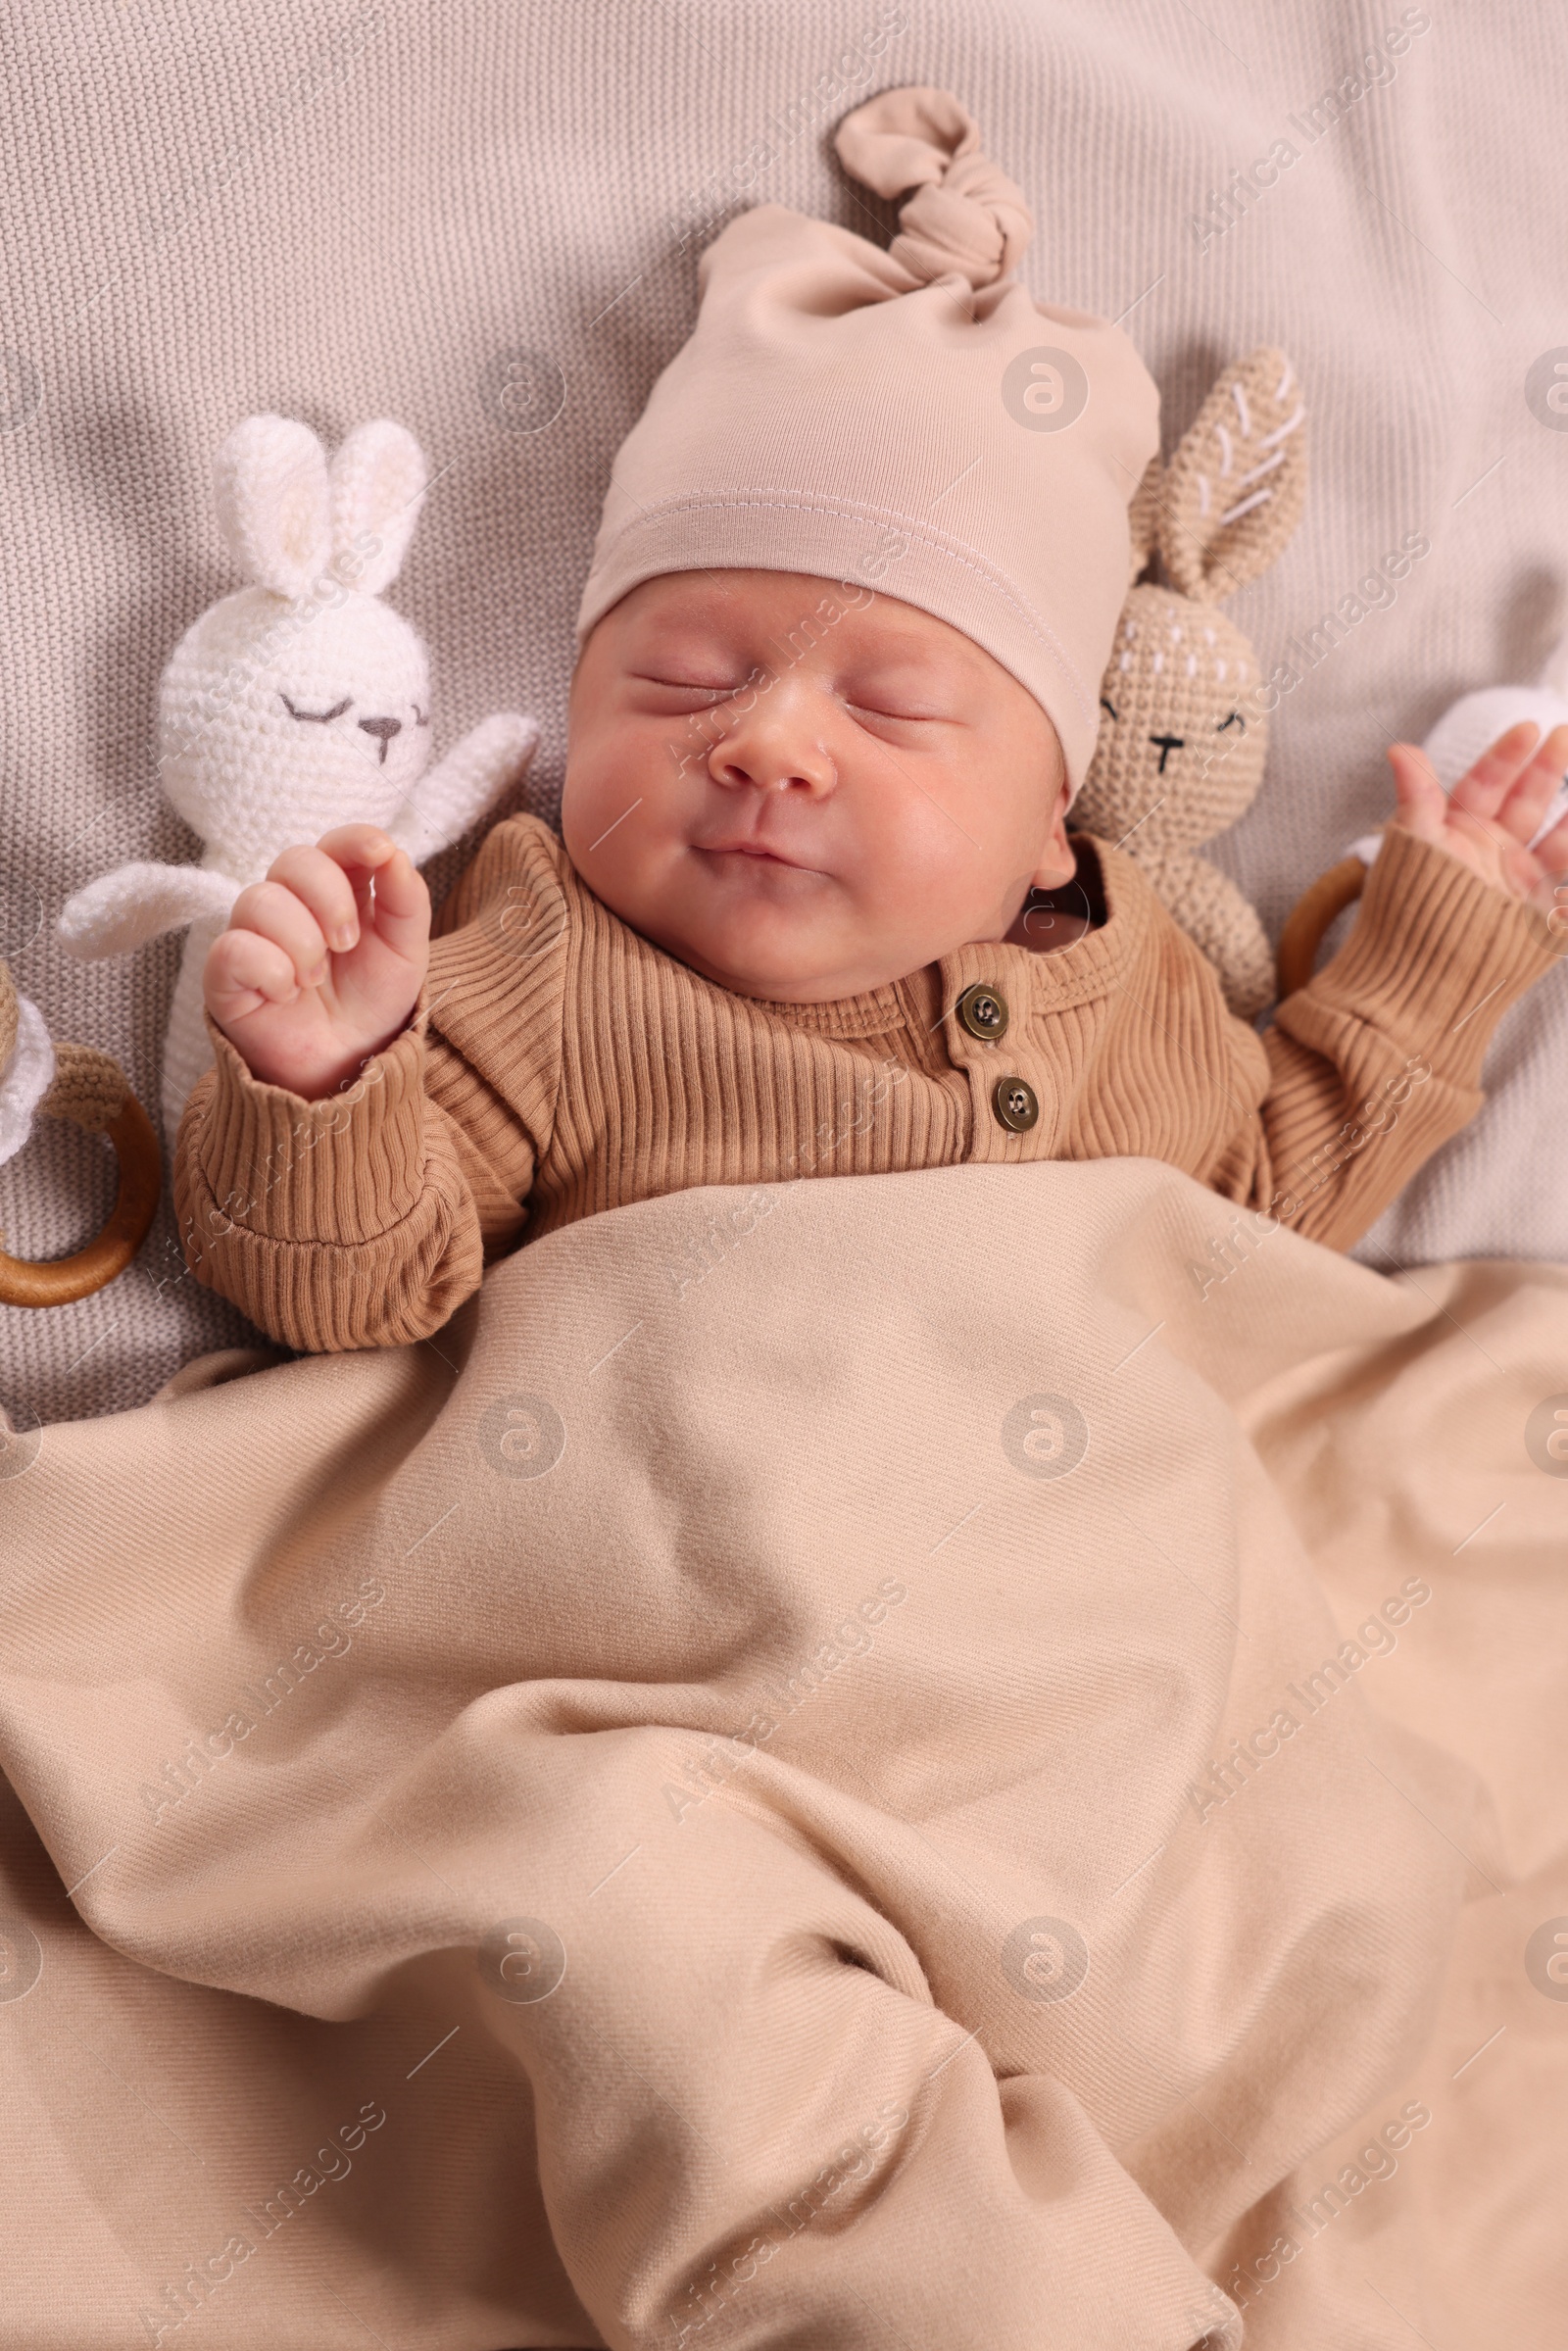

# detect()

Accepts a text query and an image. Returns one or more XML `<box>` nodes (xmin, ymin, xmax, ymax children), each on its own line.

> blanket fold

<box><xmin>2</xmin><ymin>1156</ymin><xmax>1564</xmax><ymax>2348</ymax></box>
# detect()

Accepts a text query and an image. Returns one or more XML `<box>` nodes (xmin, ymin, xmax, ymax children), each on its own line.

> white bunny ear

<box><xmin>327</xmin><ymin>419</ymin><xmax>426</xmax><ymax>596</ymax></box>
<box><xmin>213</xmin><ymin>415</ymin><xmax>331</xmax><ymax>600</ymax></box>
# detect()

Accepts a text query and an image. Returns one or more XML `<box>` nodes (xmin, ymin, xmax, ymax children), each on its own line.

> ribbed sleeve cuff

<box><xmin>189</xmin><ymin>996</ymin><xmax>429</xmax><ymax>1245</ymax></box>
<box><xmin>1306</xmin><ymin>822</ymin><xmax>1562</xmax><ymax>1076</ymax></box>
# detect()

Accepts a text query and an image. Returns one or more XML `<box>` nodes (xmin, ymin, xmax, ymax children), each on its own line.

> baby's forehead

<box><xmin>616</xmin><ymin>568</ymin><xmax>986</xmax><ymax>666</ymax></box>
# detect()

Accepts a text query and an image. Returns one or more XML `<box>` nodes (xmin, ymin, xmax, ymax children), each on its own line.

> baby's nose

<box><xmin>358</xmin><ymin>714</ymin><xmax>403</xmax><ymax>763</ymax></box>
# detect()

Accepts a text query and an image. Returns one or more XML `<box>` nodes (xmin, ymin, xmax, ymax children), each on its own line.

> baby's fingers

<box><xmin>1497</xmin><ymin>721</ymin><xmax>1568</xmax><ymax>847</ymax></box>
<box><xmin>1385</xmin><ymin>741</ymin><xmax>1448</xmax><ymax>842</ymax></box>
<box><xmin>1447</xmin><ymin>718</ymin><xmax>1545</xmax><ymax>829</ymax></box>
<box><xmin>312</xmin><ymin>826</ymin><xmax>429</xmax><ymax>966</ymax></box>
<box><xmin>204</xmin><ymin>923</ymin><xmax>306</xmax><ymax>1024</ymax></box>
<box><xmin>1528</xmin><ymin>803</ymin><xmax>1568</xmax><ymax>915</ymax></box>
<box><xmin>226</xmin><ymin>876</ymin><xmax>330</xmax><ymax>991</ymax></box>
<box><xmin>266</xmin><ymin>841</ymin><xmax>364</xmax><ymax>956</ymax></box>
<box><xmin>359</xmin><ymin>842</ymin><xmax>429</xmax><ymax>964</ymax></box>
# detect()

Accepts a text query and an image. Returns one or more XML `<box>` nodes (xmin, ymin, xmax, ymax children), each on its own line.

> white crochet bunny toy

<box><xmin>58</xmin><ymin>414</ymin><xmax>539</xmax><ymax>1142</ymax></box>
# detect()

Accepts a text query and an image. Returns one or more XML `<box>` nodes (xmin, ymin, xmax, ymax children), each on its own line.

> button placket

<box><xmin>940</xmin><ymin>961</ymin><xmax>1053</xmax><ymax>1159</ymax></box>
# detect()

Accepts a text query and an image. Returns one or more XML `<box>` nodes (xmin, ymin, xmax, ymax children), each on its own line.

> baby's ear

<box><xmin>327</xmin><ymin>419</ymin><xmax>427</xmax><ymax>596</ymax></box>
<box><xmin>213</xmin><ymin>415</ymin><xmax>331</xmax><ymax>600</ymax></box>
<box><xmin>1156</xmin><ymin>346</ymin><xmax>1306</xmax><ymax>605</ymax></box>
<box><xmin>1125</xmin><ymin>454</ymin><xmax>1161</xmax><ymax>586</ymax></box>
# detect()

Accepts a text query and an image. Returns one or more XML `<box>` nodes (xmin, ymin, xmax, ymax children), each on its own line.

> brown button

<box><xmin>956</xmin><ymin>982</ymin><xmax>1009</xmax><ymax>1043</ymax></box>
<box><xmin>992</xmin><ymin>1075</ymin><xmax>1040</xmax><ymax>1134</ymax></box>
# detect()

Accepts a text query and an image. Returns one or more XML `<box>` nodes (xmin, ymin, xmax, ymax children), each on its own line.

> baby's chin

<box><xmin>620</xmin><ymin>886</ymin><xmax>895</xmax><ymax>1004</ymax></box>
<box><xmin>646</xmin><ymin>919</ymin><xmax>874</xmax><ymax>1004</ymax></box>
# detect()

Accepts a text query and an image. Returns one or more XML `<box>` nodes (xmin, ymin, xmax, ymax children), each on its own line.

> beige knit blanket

<box><xmin>11</xmin><ymin>1</ymin><xmax>1568</xmax><ymax>1429</ymax></box>
<box><xmin>2</xmin><ymin>1156</ymin><xmax>1564</xmax><ymax>2348</ymax></box>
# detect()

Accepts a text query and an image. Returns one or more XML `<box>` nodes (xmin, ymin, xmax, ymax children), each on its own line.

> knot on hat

<box><xmin>834</xmin><ymin>85</ymin><xmax>1033</xmax><ymax>291</ymax></box>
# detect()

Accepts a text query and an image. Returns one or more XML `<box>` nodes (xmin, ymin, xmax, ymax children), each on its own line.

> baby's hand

<box><xmin>1386</xmin><ymin>719</ymin><xmax>1568</xmax><ymax>918</ymax></box>
<box><xmin>203</xmin><ymin>825</ymin><xmax>430</xmax><ymax>1101</ymax></box>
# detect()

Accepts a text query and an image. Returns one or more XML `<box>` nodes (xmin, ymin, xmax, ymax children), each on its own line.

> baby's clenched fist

<box><xmin>203</xmin><ymin>824</ymin><xmax>430</xmax><ymax>1101</ymax></box>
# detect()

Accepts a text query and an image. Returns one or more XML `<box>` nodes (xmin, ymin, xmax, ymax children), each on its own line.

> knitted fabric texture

<box><xmin>55</xmin><ymin>414</ymin><xmax>538</xmax><ymax>1145</ymax></box>
<box><xmin>1072</xmin><ymin>346</ymin><xmax>1307</xmax><ymax>1019</ymax></box>
<box><xmin>573</xmin><ymin>84</ymin><xmax>1162</xmax><ymax>801</ymax></box>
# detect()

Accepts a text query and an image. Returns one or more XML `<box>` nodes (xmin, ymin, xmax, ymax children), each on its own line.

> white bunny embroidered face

<box><xmin>156</xmin><ymin>416</ymin><xmax>434</xmax><ymax>872</ymax></box>
<box><xmin>57</xmin><ymin>405</ymin><xmax>539</xmax><ymax>1147</ymax></box>
<box><xmin>158</xmin><ymin>588</ymin><xmax>432</xmax><ymax>863</ymax></box>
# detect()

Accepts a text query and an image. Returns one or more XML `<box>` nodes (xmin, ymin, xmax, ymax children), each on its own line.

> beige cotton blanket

<box><xmin>1</xmin><ymin>1154</ymin><xmax>1565</xmax><ymax>2349</ymax></box>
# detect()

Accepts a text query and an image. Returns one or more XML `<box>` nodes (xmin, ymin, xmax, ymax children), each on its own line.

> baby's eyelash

<box><xmin>280</xmin><ymin>693</ymin><xmax>351</xmax><ymax>723</ymax></box>
<box><xmin>643</xmin><ymin>677</ymin><xmax>736</xmax><ymax>700</ymax></box>
<box><xmin>641</xmin><ymin>675</ymin><xmax>940</xmax><ymax>721</ymax></box>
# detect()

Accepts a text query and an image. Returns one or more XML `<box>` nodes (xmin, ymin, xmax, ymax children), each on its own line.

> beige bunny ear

<box><xmin>1125</xmin><ymin>454</ymin><xmax>1162</xmax><ymax>585</ymax></box>
<box><xmin>1156</xmin><ymin>347</ymin><xmax>1306</xmax><ymax>605</ymax></box>
<box><xmin>327</xmin><ymin>419</ymin><xmax>426</xmax><ymax>596</ymax></box>
<box><xmin>214</xmin><ymin>416</ymin><xmax>332</xmax><ymax>600</ymax></box>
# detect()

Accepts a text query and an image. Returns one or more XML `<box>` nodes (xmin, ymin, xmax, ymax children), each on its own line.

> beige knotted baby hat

<box><xmin>575</xmin><ymin>85</ymin><xmax>1162</xmax><ymax>801</ymax></box>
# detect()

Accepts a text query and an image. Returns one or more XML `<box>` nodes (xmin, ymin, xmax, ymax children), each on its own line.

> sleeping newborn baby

<box><xmin>172</xmin><ymin>89</ymin><xmax>1568</xmax><ymax>1353</ymax></box>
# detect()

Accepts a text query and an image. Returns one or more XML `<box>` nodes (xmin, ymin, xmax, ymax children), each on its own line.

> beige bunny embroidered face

<box><xmin>1095</xmin><ymin>595</ymin><xmax>1267</xmax><ymax>854</ymax></box>
<box><xmin>1073</xmin><ymin>347</ymin><xmax>1307</xmax><ymax>1018</ymax></box>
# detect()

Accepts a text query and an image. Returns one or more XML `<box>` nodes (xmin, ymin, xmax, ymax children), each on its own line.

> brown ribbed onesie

<box><xmin>172</xmin><ymin>813</ymin><xmax>1561</xmax><ymax>1352</ymax></box>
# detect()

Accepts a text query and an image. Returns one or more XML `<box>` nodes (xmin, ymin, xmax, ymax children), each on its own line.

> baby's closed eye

<box><xmin>634</xmin><ymin>672</ymin><xmax>755</xmax><ymax>707</ymax></box>
<box><xmin>845</xmin><ymin>694</ymin><xmax>950</xmax><ymax>723</ymax></box>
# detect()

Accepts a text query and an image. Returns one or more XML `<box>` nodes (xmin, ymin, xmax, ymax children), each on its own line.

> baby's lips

<box><xmin>691</xmin><ymin>834</ymin><xmax>811</xmax><ymax>867</ymax></box>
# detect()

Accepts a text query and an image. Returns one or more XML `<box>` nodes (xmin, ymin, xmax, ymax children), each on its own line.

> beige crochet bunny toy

<box><xmin>57</xmin><ymin>415</ymin><xmax>540</xmax><ymax>1142</ymax></box>
<box><xmin>0</xmin><ymin>958</ymin><xmax>160</xmax><ymax>1306</ymax></box>
<box><xmin>1072</xmin><ymin>345</ymin><xmax>1307</xmax><ymax>1019</ymax></box>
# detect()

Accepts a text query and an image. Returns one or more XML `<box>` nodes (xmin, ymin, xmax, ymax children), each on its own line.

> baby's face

<box><xmin>560</xmin><ymin>568</ymin><xmax>1074</xmax><ymax>1002</ymax></box>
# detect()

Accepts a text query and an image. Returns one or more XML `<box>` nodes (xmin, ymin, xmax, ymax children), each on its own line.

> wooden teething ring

<box><xmin>0</xmin><ymin>1071</ymin><xmax>162</xmax><ymax>1309</ymax></box>
<box><xmin>1275</xmin><ymin>852</ymin><xmax>1369</xmax><ymax>1002</ymax></box>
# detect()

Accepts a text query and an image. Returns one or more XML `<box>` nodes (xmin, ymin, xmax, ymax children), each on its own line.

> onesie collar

<box><xmin>750</xmin><ymin>833</ymin><xmax>1151</xmax><ymax>1039</ymax></box>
